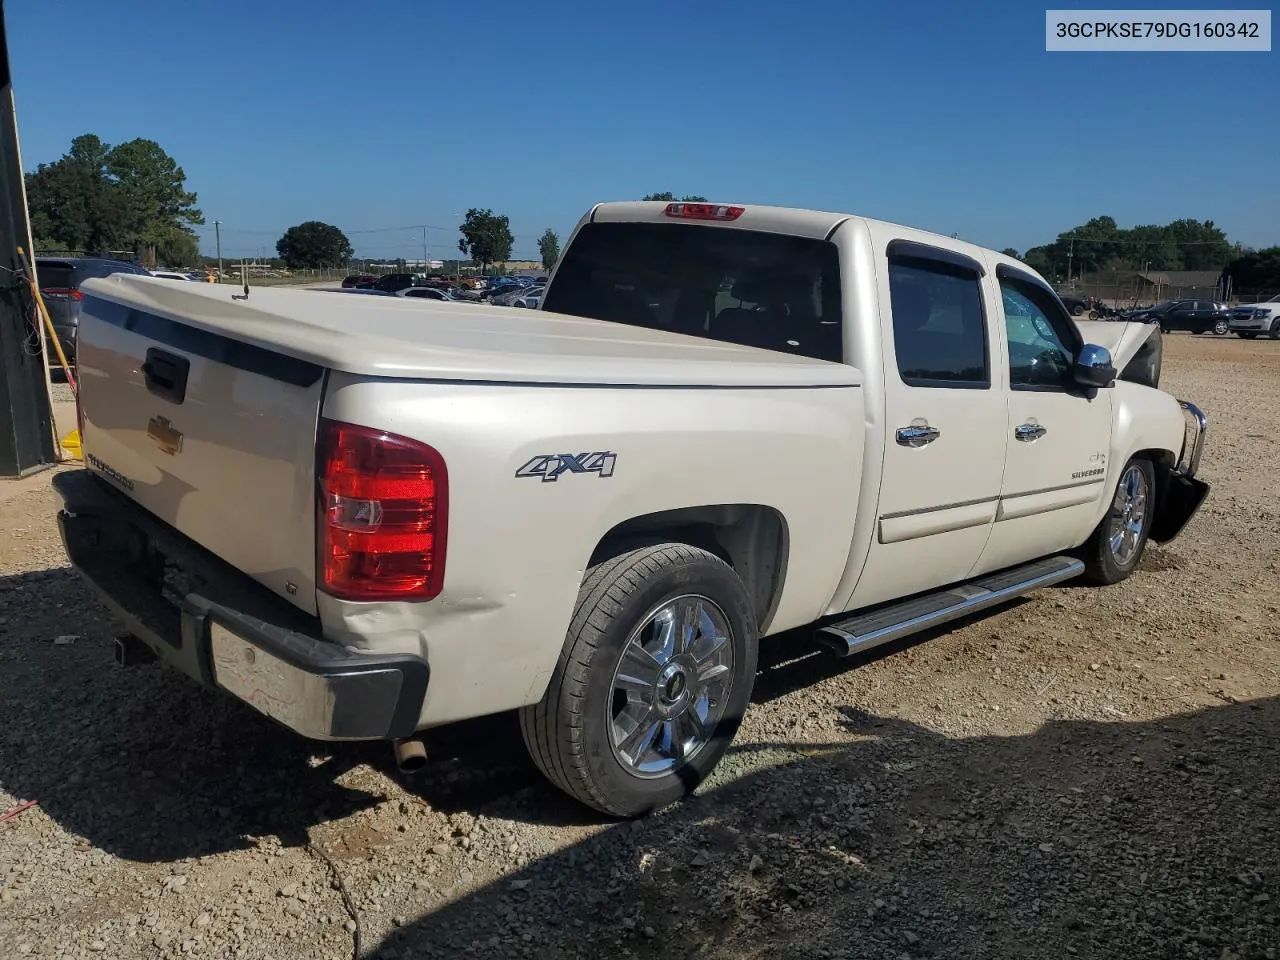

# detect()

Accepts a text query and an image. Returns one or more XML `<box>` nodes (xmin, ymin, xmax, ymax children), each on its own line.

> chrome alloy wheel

<box><xmin>607</xmin><ymin>594</ymin><xmax>735</xmax><ymax>778</ymax></box>
<box><xmin>1107</xmin><ymin>463</ymin><xmax>1149</xmax><ymax>567</ymax></box>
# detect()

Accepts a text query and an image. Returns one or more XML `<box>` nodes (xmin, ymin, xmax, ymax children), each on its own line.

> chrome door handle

<box><xmin>896</xmin><ymin>424</ymin><xmax>941</xmax><ymax>448</ymax></box>
<box><xmin>1015</xmin><ymin>423</ymin><xmax>1047</xmax><ymax>442</ymax></box>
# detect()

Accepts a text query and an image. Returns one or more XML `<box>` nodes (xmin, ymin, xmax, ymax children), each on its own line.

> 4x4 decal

<box><xmin>515</xmin><ymin>452</ymin><xmax>617</xmax><ymax>483</ymax></box>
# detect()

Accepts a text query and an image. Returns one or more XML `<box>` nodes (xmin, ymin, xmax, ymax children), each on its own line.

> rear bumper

<box><xmin>53</xmin><ymin>469</ymin><xmax>428</xmax><ymax>741</ymax></box>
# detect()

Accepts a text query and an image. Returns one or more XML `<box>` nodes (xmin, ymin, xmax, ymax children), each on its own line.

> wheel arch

<box><xmin>588</xmin><ymin>504</ymin><xmax>790</xmax><ymax>635</ymax></box>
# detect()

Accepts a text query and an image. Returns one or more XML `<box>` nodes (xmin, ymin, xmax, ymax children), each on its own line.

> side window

<box><xmin>1000</xmin><ymin>279</ymin><xmax>1075</xmax><ymax>390</ymax></box>
<box><xmin>887</xmin><ymin>257</ymin><xmax>989</xmax><ymax>388</ymax></box>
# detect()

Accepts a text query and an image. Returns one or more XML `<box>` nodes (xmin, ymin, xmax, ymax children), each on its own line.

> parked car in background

<box><xmin>1058</xmin><ymin>294</ymin><xmax>1089</xmax><ymax>317</ymax></box>
<box><xmin>342</xmin><ymin>274</ymin><xmax>377</xmax><ymax>289</ymax></box>
<box><xmin>35</xmin><ymin>256</ymin><xmax>151</xmax><ymax>359</ymax></box>
<box><xmin>1228</xmin><ymin>294</ymin><xmax>1280</xmax><ymax>340</ymax></box>
<box><xmin>396</xmin><ymin>286</ymin><xmax>470</xmax><ymax>303</ymax></box>
<box><xmin>490</xmin><ymin>284</ymin><xmax>538</xmax><ymax>306</ymax></box>
<box><xmin>1120</xmin><ymin>299</ymin><xmax>1231</xmax><ymax>335</ymax></box>
<box><xmin>369</xmin><ymin>273</ymin><xmax>420</xmax><ymax>293</ymax></box>
<box><xmin>150</xmin><ymin>270</ymin><xmax>194</xmax><ymax>282</ymax></box>
<box><xmin>509</xmin><ymin>286</ymin><xmax>545</xmax><ymax>308</ymax></box>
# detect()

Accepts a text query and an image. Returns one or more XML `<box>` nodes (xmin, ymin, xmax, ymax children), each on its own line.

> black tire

<box><xmin>1270</xmin><ymin>320</ymin><xmax>1280</xmax><ymax>341</ymax></box>
<box><xmin>1079</xmin><ymin>457</ymin><xmax>1156</xmax><ymax>585</ymax></box>
<box><xmin>520</xmin><ymin>543</ymin><xmax>758</xmax><ymax>818</ymax></box>
<box><xmin>1238</xmin><ymin>332</ymin><xmax>1257</xmax><ymax>340</ymax></box>
<box><xmin>1212</xmin><ymin>318</ymin><xmax>1229</xmax><ymax>336</ymax></box>
<box><xmin>1071</xmin><ymin>305</ymin><xmax>1085</xmax><ymax>317</ymax></box>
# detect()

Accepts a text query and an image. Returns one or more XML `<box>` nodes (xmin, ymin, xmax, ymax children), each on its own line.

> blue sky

<box><xmin>9</xmin><ymin>0</ymin><xmax>1278</xmax><ymax>260</ymax></box>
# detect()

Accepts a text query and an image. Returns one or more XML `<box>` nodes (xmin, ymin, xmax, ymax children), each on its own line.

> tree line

<box><xmin>30</xmin><ymin>144</ymin><xmax>1274</xmax><ymax>292</ymax></box>
<box><xmin>1006</xmin><ymin>214</ymin><xmax>1279</xmax><ymax>290</ymax></box>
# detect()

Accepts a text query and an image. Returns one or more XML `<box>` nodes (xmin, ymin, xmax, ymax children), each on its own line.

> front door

<box><xmin>973</xmin><ymin>267</ymin><xmax>1113</xmax><ymax>575</ymax></box>
<box><xmin>846</xmin><ymin>242</ymin><xmax>1009</xmax><ymax>610</ymax></box>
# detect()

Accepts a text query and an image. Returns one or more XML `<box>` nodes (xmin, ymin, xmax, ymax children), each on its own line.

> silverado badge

<box><xmin>147</xmin><ymin>415</ymin><xmax>184</xmax><ymax>456</ymax></box>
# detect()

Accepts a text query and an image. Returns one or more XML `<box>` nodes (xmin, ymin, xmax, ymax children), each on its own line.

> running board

<box><xmin>816</xmin><ymin>555</ymin><xmax>1084</xmax><ymax>657</ymax></box>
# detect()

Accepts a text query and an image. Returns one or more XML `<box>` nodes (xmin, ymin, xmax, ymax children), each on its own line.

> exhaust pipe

<box><xmin>392</xmin><ymin>738</ymin><xmax>428</xmax><ymax>773</ymax></box>
<box><xmin>113</xmin><ymin>634</ymin><xmax>157</xmax><ymax>667</ymax></box>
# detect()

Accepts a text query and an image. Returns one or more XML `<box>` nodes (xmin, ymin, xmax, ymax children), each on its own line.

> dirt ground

<box><xmin>1</xmin><ymin>335</ymin><xmax>1277</xmax><ymax>960</ymax></box>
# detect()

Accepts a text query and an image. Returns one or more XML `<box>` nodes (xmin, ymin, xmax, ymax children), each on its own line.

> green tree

<box><xmin>642</xmin><ymin>192</ymin><xmax>708</xmax><ymax>202</ymax></box>
<box><xmin>1000</xmin><ymin>248</ymin><xmax>1021</xmax><ymax>259</ymax></box>
<box><xmin>457</xmin><ymin>208</ymin><xmax>513</xmax><ymax>273</ymax></box>
<box><xmin>275</xmin><ymin>221</ymin><xmax>354</xmax><ymax>268</ymax></box>
<box><xmin>106</xmin><ymin>138</ymin><xmax>204</xmax><ymax>265</ymax></box>
<box><xmin>1022</xmin><ymin>215</ymin><xmax>1235</xmax><ymax>277</ymax></box>
<box><xmin>537</xmin><ymin>228</ymin><xmax>560</xmax><ymax>272</ymax></box>
<box><xmin>23</xmin><ymin>133</ymin><xmax>202</xmax><ymax>264</ymax></box>
<box><xmin>1225</xmin><ymin>246</ymin><xmax>1280</xmax><ymax>293</ymax></box>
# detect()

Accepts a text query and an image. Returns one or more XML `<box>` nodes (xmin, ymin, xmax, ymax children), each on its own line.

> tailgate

<box><xmin>76</xmin><ymin>296</ymin><xmax>325</xmax><ymax>615</ymax></box>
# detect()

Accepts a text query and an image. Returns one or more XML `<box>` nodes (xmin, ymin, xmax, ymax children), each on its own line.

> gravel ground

<box><xmin>2</xmin><ymin>334</ymin><xmax>1278</xmax><ymax>960</ymax></box>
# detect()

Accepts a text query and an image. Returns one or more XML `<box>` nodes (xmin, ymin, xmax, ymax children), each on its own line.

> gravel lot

<box><xmin>2</xmin><ymin>335</ymin><xmax>1278</xmax><ymax>960</ymax></box>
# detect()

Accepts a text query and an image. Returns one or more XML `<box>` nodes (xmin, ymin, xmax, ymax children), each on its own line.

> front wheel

<box><xmin>520</xmin><ymin>543</ymin><xmax>758</xmax><ymax>817</ymax></box>
<box><xmin>1079</xmin><ymin>457</ymin><xmax>1156</xmax><ymax>585</ymax></box>
<box><xmin>1270</xmin><ymin>320</ymin><xmax>1280</xmax><ymax>341</ymax></box>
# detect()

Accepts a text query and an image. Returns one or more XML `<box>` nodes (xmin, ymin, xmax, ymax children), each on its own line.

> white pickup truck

<box><xmin>56</xmin><ymin>200</ymin><xmax>1209</xmax><ymax>817</ymax></box>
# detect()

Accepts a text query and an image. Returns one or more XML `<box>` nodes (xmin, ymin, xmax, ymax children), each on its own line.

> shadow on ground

<box><xmin>373</xmin><ymin>699</ymin><xmax>1280</xmax><ymax>960</ymax></box>
<box><xmin>5</xmin><ymin>567</ymin><xmax>1279</xmax><ymax>958</ymax></box>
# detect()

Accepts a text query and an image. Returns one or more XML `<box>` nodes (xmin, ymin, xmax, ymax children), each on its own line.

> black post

<box><xmin>0</xmin><ymin>0</ymin><xmax>55</xmax><ymax>478</ymax></box>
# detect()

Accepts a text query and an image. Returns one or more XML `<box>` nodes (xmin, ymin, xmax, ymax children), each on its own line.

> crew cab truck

<box><xmin>55</xmin><ymin>200</ymin><xmax>1209</xmax><ymax>818</ymax></box>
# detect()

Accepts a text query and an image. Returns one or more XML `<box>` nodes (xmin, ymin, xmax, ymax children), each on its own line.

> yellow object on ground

<box><xmin>60</xmin><ymin>429</ymin><xmax>82</xmax><ymax>460</ymax></box>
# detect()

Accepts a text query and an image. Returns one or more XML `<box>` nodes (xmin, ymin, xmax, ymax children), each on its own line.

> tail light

<box><xmin>42</xmin><ymin>287</ymin><xmax>83</xmax><ymax>301</ymax></box>
<box><xmin>317</xmin><ymin>418</ymin><xmax>448</xmax><ymax>601</ymax></box>
<box><xmin>664</xmin><ymin>202</ymin><xmax>744</xmax><ymax>221</ymax></box>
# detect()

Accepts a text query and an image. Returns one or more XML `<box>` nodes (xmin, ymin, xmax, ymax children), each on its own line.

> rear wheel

<box><xmin>1080</xmin><ymin>457</ymin><xmax>1155</xmax><ymax>585</ymax></box>
<box><xmin>520</xmin><ymin>543</ymin><xmax>758</xmax><ymax>817</ymax></box>
<box><xmin>1212</xmin><ymin>318</ymin><xmax>1230</xmax><ymax>336</ymax></box>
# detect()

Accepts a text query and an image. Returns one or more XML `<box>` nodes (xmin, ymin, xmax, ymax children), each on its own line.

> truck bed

<box><xmin>80</xmin><ymin>276</ymin><xmax>861</xmax><ymax>388</ymax></box>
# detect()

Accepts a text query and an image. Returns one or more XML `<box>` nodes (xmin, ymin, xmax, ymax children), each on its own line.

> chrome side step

<box><xmin>815</xmin><ymin>555</ymin><xmax>1084</xmax><ymax>657</ymax></box>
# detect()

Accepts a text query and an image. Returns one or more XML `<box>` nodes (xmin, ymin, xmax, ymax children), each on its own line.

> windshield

<box><xmin>1268</xmin><ymin>294</ymin><xmax>1280</xmax><ymax>303</ymax></box>
<box><xmin>543</xmin><ymin>222</ymin><xmax>843</xmax><ymax>363</ymax></box>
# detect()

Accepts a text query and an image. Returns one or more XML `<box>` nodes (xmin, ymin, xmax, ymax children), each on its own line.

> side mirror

<box><xmin>1073</xmin><ymin>343</ymin><xmax>1116</xmax><ymax>388</ymax></box>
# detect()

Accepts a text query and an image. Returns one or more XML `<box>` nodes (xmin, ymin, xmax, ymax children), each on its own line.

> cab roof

<box><xmin>585</xmin><ymin>200</ymin><xmax>1022</xmax><ymax>275</ymax></box>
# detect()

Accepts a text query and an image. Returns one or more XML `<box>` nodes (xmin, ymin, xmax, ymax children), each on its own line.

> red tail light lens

<box><xmin>42</xmin><ymin>287</ymin><xmax>83</xmax><ymax>301</ymax></box>
<box><xmin>664</xmin><ymin>202</ymin><xmax>744</xmax><ymax>221</ymax></box>
<box><xmin>317</xmin><ymin>418</ymin><xmax>448</xmax><ymax>601</ymax></box>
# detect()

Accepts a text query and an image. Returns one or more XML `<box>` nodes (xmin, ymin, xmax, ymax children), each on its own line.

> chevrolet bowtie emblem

<box><xmin>147</xmin><ymin>415</ymin><xmax>184</xmax><ymax>455</ymax></box>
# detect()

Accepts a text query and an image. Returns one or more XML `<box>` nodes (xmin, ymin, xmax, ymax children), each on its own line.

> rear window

<box><xmin>36</xmin><ymin>262</ymin><xmax>77</xmax><ymax>288</ymax></box>
<box><xmin>542</xmin><ymin>222</ymin><xmax>843</xmax><ymax>363</ymax></box>
<box><xmin>37</xmin><ymin>259</ymin><xmax>145</xmax><ymax>288</ymax></box>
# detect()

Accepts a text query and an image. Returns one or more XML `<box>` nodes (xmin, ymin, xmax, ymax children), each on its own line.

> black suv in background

<box><xmin>367</xmin><ymin>273</ymin><xmax>421</xmax><ymax>293</ymax></box>
<box><xmin>1120</xmin><ymin>299</ymin><xmax>1231</xmax><ymax>335</ymax></box>
<box><xmin>36</xmin><ymin>256</ymin><xmax>151</xmax><ymax>359</ymax></box>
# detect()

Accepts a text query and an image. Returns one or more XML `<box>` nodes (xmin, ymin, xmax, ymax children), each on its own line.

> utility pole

<box><xmin>422</xmin><ymin>226</ymin><xmax>428</xmax><ymax>269</ymax></box>
<box><xmin>213</xmin><ymin>219</ymin><xmax>222</xmax><ymax>281</ymax></box>
<box><xmin>1067</xmin><ymin>237</ymin><xmax>1074</xmax><ymax>285</ymax></box>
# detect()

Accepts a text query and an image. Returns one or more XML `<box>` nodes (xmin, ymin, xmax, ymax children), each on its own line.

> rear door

<box><xmin>845</xmin><ymin>241</ymin><xmax>1008</xmax><ymax>609</ymax></box>
<box><xmin>971</xmin><ymin>265</ymin><xmax>1112</xmax><ymax>575</ymax></box>
<box><xmin>76</xmin><ymin>293</ymin><xmax>326</xmax><ymax>614</ymax></box>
